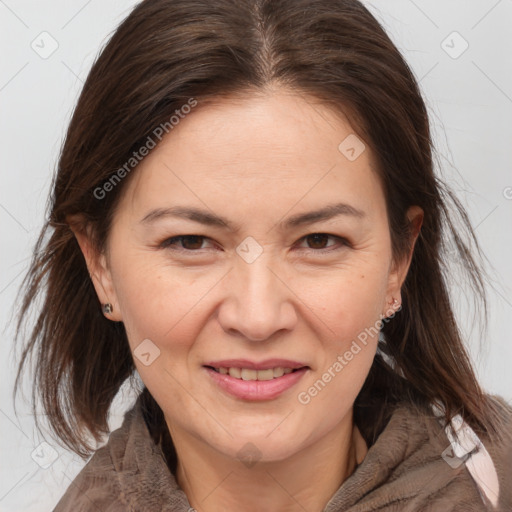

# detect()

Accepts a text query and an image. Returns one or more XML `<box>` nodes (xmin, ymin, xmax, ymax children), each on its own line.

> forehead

<box><xmin>118</xmin><ymin>89</ymin><xmax>386</xmax><ymax>224</ymax></box>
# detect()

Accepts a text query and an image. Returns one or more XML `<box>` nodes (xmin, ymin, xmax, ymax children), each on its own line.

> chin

<box><xmin>210</xmin><ymin>429</ymin><xmax>307</xmax><ymax>465</ymax></box>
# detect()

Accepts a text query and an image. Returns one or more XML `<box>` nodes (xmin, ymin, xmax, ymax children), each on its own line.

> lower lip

<box><xmin>204</xmin><ymin>367</ymin><xmax>309</xmax><ymax>401</ymax></box>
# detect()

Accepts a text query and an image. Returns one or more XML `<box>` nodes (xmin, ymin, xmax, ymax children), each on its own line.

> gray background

<box><xmin>1</xmin><ymin>1</ymin><xmax>511</xmax><ymax>510</ymax></box>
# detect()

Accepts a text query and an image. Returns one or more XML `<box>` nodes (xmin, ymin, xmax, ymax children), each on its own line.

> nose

<box><xmin>217</xmin><ymin>256</ymin><xmax>297</xmax><ymax>342</ymax></box>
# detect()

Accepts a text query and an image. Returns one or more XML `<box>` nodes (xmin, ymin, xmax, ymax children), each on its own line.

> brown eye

<box><xmin>296</xmin><ymin>233</ymin><xmax>348</xmax><ymax>253</ymax></box>
<box><xmin>305</xmin><ymin>233</ymin><xmax>331</xmax><ymax>249</ymax></box>
<box><xmin>161</xmin><ymin>235</ymin><xmax>211</xmax><ymax>251</ymax></box>
<box><xmin>180</xmin><ymin>235</ymin><xmax>206</xmax><ymax>250</ymax></box>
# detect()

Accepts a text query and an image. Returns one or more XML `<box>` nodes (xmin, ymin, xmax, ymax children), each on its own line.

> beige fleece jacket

<box><xmin>53</xmin><ymin>394</ymin><xmax>512</xmax><ymax>512</ymax></box>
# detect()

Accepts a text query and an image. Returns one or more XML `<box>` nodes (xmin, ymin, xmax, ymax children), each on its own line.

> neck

<box><xmin>167</xmin><ymin>412</ymin><xmax>368</xmax><ymax>512</ymax></box>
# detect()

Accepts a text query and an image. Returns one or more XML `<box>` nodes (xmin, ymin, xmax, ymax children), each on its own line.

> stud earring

<box><xmin>388</xmin><ymin>297</ymin><xmax>400</xmax><ymax>308</ymax></box>
<box><xmin>102</xmin><ymin>303</ymin><xmax>113</xmax><ymax>314</ymax></box>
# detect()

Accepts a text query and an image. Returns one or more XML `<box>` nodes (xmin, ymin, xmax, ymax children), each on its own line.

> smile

<box><xmin>203</xmin><ymin>366</ymin><xmax>309</xmax><ymax>401</ymax></box>
<box><xmin>208</xmin><ymin>366</ymin><xmax>300</xmax><ymax>380</ymax></box>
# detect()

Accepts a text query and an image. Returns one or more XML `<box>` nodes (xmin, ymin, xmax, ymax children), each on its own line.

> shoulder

<box><xmin>53</xmin><ymin>404</ymin><xmax>135</xmax><ymax>511</ymax></box>
<box><xmin>335</xmin><ymin>396</ymin><xmax>511</xmax><ymax>511</ymax></box>
<box><xmin>53</xmin><ymin>397</ymin><xmax>191</xmax><ymax>512</ymax></box>
<box><xmin>392</xmin><ymin>395</ymin><xmax>512</xmax><ymax>512</ymax></box>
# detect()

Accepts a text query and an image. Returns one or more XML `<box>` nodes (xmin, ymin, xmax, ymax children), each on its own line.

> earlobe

<box><xmin>67</xmin><ymin>217</ymin><xmax>122</xmax><ymax>322</ymax></box>
<box><xmin>383</xmin><ymin>296</ymin><xmax>402</xmax><ymax>319</ymax></box>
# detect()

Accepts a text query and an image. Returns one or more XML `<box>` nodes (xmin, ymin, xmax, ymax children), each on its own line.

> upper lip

<box><xmin>203</xmin><ymin>359</ymin><xmax>309</xmax><ymax>370</ymax></box>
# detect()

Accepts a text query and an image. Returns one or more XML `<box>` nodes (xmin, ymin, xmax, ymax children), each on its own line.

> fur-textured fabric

<box><xmin>53</xmin><ymin>395</ymin><xmax>512</xmax><ymax>512</ymax></box>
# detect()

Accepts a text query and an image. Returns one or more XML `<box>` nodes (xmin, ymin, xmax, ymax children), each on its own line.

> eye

<box><xmin>295</xmin><ymin>233</ymin><xmax>349</xmax><ymax>253</ymax></box>
<box><xmin>160</xmin><ymin>235</ymin><xmax>216</xmax><ymax>252</ymax></box>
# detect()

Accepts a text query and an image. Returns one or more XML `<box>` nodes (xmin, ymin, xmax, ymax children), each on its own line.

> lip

<box><xmin>203</xmin><ymin>366</ymin><xmax>309</xmax><ymax>401</ymax></box>
<box><xmin>203</xmin><ymin>359</ymin><xmax>308</xmax><ymax>370</ymax></box>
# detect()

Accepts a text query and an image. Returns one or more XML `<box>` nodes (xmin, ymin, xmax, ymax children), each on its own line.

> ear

<box><xmin>67</xmin><ymin>215</ymin><xmax>123</xmax><ymax>322</ymax></box>
<box><xmin>383</xmin><ymin>205</ymin><xmax>424</xmax><ymax>315</ymax></box>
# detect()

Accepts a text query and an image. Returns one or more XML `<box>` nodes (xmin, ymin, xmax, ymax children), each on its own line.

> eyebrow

<box><xmin>140</xmin><ymin>202</ymin><xmax>366</xmax><ymax>232</ymax></box>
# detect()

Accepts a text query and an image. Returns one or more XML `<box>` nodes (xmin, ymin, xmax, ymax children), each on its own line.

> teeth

<box><xmin>216</xmin><ymin>366</ymin><xmax>300</xmax><ymax>380</ymax></box>
<box><xmin>273</xmin><ymin>367</ymin><xmax>284</xmax><ymax>378</ymax></box>
<box><xmin>241</xmin><ymin>369</ymin><xmax>258</xmax><ymax>380</ymax></box>
<box><xmin>228</xmin><ymin>367</ymin><xmax>241</xmax><ymax>379</ymax></box>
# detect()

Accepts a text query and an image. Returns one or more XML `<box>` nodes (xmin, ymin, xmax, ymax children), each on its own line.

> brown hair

<box><xmin>14</xmin><ymin>0</ymin><xmax>507</xmax><ymax>458</ymax></box>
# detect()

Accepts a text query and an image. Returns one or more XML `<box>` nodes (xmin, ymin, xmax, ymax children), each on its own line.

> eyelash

<box><xmin>159</xmin><ymin>233</ymin><xmax>349</xmax><ymax>255</ymax></box>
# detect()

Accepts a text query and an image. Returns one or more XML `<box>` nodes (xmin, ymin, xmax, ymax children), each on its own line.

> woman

<box><xmin>15</xmin><ymin>0</ymin><xmax>512</xmax><ymax>511</ymax></box>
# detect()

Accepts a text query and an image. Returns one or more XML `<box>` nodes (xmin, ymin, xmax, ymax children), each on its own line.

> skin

<box><xmin>72</xmin><ymin>87</ymin><xmax>423</xmax><ymax>512</ymax></box>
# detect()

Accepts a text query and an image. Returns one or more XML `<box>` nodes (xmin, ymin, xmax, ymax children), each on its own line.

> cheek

<box><xmin>308</xmin><ymin>263</ymin><xmax>390</xmax><ymax>339</ymax></box>
<box><xmin>110</xmin><ymin>251</ymin><xmax>215</xmax><ymax>351</ymax></box>
<box><xmin>297</xmin><ymin>275</ymin><xmax>384</xmax><ymax>419</ymax></box>
<box><xmin>111</xmin><ymin>257</ymin><xmax>213</xmax><ymax>402</ymax></box>
<box><xmin>300</xmin><ymin>262</ymin><xmax>388</xmax><ymax>404</ymax></box>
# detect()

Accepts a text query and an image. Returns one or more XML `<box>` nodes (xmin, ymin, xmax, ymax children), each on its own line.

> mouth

<box><xmin>204</xmin><ymin>365</ymin><xmax>307</xmax><ymax>381</ymax></box>
<box><xmin>202</xmin><ymin>361</ymin><xmax>310</xmax><ymax>401</ymax></box>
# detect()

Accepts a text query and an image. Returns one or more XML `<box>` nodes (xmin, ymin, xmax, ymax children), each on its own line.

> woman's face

<box><xmin>84</xmin><ymin>89</ymin><xmax>419</xmax><ymax>463</ymax></box>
